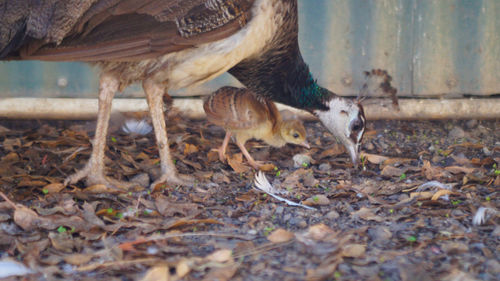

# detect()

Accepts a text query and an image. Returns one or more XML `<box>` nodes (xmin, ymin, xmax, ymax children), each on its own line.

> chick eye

<box><xmin>293</xmin><ymin>133</ymin><xmax>300</xmax><ymax>138</ymax></box>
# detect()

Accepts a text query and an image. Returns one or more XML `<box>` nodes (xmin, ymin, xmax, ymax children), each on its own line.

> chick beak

<box><xmin>300</xmin><ymin>141</ymin><xmax>311</xmax><ymax>149</ymax></box>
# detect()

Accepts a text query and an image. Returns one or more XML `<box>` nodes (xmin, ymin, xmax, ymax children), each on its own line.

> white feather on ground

<box><xmin>0</xmin><ymin>259</ymin><xmax>34</xmax><ymax>278</ymax></box>
<box><xmin>254</xmin><ymin>171</ymin><xmax>316</xmax><ymax>211</ymax></box>
<box><xmin>472</xmin><ymin>207</ymin><xmax>499</xmax><ymax>226</ymax></box>
<box><xmin>418</xmin><ymin>181</ymin><xmax>453</xmax><ymax>201</ymax></box>
<box><xmin>122</xmin><ymin>119</ymin><xmax>152</xmax><ymax>135</ymax></box>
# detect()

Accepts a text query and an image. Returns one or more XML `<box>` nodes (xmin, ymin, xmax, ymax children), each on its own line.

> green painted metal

<box><xmin>0</xmin><ymin>0</ymin><xmax>498</xmax><ymax>98</ymax></box>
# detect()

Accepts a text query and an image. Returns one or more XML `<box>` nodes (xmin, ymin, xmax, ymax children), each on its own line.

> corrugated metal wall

<box><xmin>0</xmin><ymin>0</ymin><xmax>498</xmax><ymax>98</ymax></box>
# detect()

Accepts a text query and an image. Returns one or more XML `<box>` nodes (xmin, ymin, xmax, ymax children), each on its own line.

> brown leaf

<box><xmin>140</xmin><ymin>265</ymin><xmax>170</xmax><ymax>281</ymax></box>
<box><xmin>361</xmin><ymin>153</ymin><xmax>389</xmax><ymax>164</ymax></box>
<box><xmin>2</xmin><ymin>152</ymin><xmax>19</xmax><ymax>162</ymax></box>
<box><xmin>166</xmin><ymin>218</ymin><xmax>223</xmax><ymax>230</ymax></box>
<box><xmin>422</xmin><ymin>160</ymin><xmax>442</xmax><ymax>180</ymax></box>
<box><xmin>206</xmin><ymin>249</ymin><xmax>233</xmax><ymax>263</ymax></box>
<box><xmin>410</xmin><ymin>191</ymin><xmax>433</xmax><ymax>200</ymax></box>
<box><xmin>352</xmin><ymin>207</ymin><xmax>383</xmax><ymax>222</ymax></box>
<box><xmin>259</xmin><ymin>163</ymin><xmax>276</xmax><ymax>171</ymax></box>
<box><xmin>175</xmin><ymin>259</ymin><xmax>191</xmax><ymax>278</ymax></box>
<box><xmin>305</xmin><ymin>223</ymin><xmax>335</xmax><ymax>241</ymax></box>
<box><xmin>207</xmin><ymin>150</ymin><xmax>219</xmax><ymax>162</ymax></box>
<box><xmin>319</xmin><ymin>144</ymin><xmax>345</xmax><ymax>159</ymax></box>
<box><xmin>84</xmin><ymin>184</ymin><xmax>121</xmax><ymax>194</ymax></box>
<box><xmin>227</xmin><ymin>153</ymin><xmax>251</xmax><ymax>173</ymax></box>
<box><xmin>381</xmin><ymin>166</ymin><xmax>404</xmax><ymax>177</ymax></box>
<box><xmin>42</xmin><ymin>183</ymin><xmax>65</xmax><ymax>194</ymax></box>
<box><xmin>341</xmin><ymin>244</ymin><xmax>366</xmax><ymax>258</ymax></box>
<box><xmin>302</xmin><ymin>195</ymin><xmax>330</xmax><ymax>206</ymax></box>
<box><xmin>203</xmin><ymin>265</ymin><xmax>238</xmax><ymax>281</ymax></box>
<box><xmin>49</xmin><ymin>232</ymin><xmax>75</xmax><ymax>253</ymax></box>
<box><xmin>431</xmin><ymin>190</ymin><xmax>453</xmax><ymax>201</ymax></box>
<box><xmin>184</xmin><ymin>143</ymin><xmax>199</xmax><ymax>155</ymax></box>
<box><xmin>155</xmin><ymin>195</ymin><xmax>200</xmax><ymax>217</ymax></box>
<box><xmin>63</xmin><ymin>253</ymin><xmax>94</xmax><ymax>265</ymax></box>
<box><xmin>235</xmin><ymin>191</ymin><xmax>256</xmax><ymax>202</ymax></box>
<box><xmin>267</xmin><ymin>228</ymin><xmax>295</xmax><ymax>243</ymax></box>
<box><xmin>444</xmin><ymin>166</ymin><xmax>475</xmax><ymax>174</ymax></box>
<box><xmin>14</xmin><ymin>205</ymin><xmax>41</xmax><ymax>231</ymax></box>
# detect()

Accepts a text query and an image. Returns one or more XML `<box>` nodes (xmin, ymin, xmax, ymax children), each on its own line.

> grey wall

<box><xmin>0</xmin><ymin>0</ymin><xmax>498</xmax><ymax>98</ymax></box>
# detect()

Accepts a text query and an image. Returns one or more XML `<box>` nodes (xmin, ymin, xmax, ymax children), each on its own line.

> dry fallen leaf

<box><xmin>361</xmin><ymin>153</ymin><xmax>389</xmax><ymax>164</ymax></box>
<box><xmin>42</xmin><ymin>183</ymin><xmax>65</xmax><ymax>194</ymax></box>
<box><xmin>259</xmin><ymin>163</ymin><xmax>276</xmax><ymax>171</ymax></box>
<box><xmin>184</xmin><ymin>143</ymin><xmax>199</xmax><ymax>155</ymax></box>
<box><xmin>352</xmin><ymin>207</ymin><xmax>383</xmax><ymax>222</ymax></box>
<box><xmin>267</xmin><ymin>228</ymin><xmax>295</xmax><ymax>243</ymax></box>
<box><xmin>227</xmin><ymin>153</ymin><xmax>251</xmax><ymax>173</ymax></box>
<box><xmin>203</xmin><ymin>265</ymin><xmax>238</xmax><ymax>281</ymax></box>
<box><xmin>302</xmin><ymin>194</ymin><xmax>330</xmax><ymax>206</ymax></box>
<box><xmin>83</xmin><ymin>184</ymin><xmax>123</xmax><ymax>194</ymax></box>
<box><xmin>410</xmin><ymin>191</ymin><xmax>434</xmax><ymax>200</ymax></box>
<box><xmin>444</xmin><ymin>166</ymin><xmax>475</xmax><ymax>174</ymax></box>
<box><xmin>341</xmin><ymin>244</ymin><xmax>366</xmax><ymax>258</ymax></box>
<box><xmin>206</xmin><ymin>249</ymin><xmax>233</xmax><ymax>263</ymax></box>
<box><xmin>381</xmin><ymin>166</ymin><xmax>405</xmax><ymax>177</ymax></box>
<box><xmin>140</xmin><ymin>265</ymin><xmax>170</xmax><ymax>281</ymax></box>
<box><xmin>63</xmin><ymin>253</ymin><xmax>94</xmax><ymax>266</ymax></box>
<box><xmin>305</xmin><ymin>224</ymin><xmax>335</xmax><ymax>241</ymax></box>
<box><xmin>175</xmin><ymin>259</ymin><xmax>191</xmax><ymax>278</ymax></box>
<box><xmin>431</xmin><ymin>189</ymin><xmax>453</xmax><ymax>201</ymax></box>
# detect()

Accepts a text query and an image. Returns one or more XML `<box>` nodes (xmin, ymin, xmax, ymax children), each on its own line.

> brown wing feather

<box><xmin>1</xmin><ymin>0</ymin><xmax>255</xmax><ymax>61</ymax></box>
<box><xmin>204</xmin><ymin>87</ymin><xmax>271</xmax><ymax>131</ymax></box>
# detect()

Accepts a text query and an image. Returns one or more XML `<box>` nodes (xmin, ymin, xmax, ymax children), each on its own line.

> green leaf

<box><xmin>57</xmin><ymin>226</ymin><xmax>67</xmax><ymax>233</ymax></box>
<box><xmin>42</xmin><ymin>188</ymin><xmax>49</xmax><ymax>195</ymax></box>
<box><xmin>111</xmin><ymin>136</ymin><xmax>117</xmax><ymax>143</ymax></box>
<box><xmin>406</xmin><ymin>236</ymin><xmax>417</xmax><ymax>242</ymax></box>
<box><xmin>399</xmin><ymin>173</ymin><xmax>407</xmax><ymax>180</ymax></box>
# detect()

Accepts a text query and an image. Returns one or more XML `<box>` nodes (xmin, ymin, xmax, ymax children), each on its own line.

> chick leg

<box><xmin>64</xmin><ymin>74</ymin><xmax>135</xmax><ymax>189</ymax></box>
<box><xmin>235</xmin><ymin>141</ymin><xmax>266</xmax><ymax>170</ymax></box>
<box><xmin>143</xmin><ymin>79</ymin><xmax>194</xmax><ymax>188</ymax></box>
<box><xmin>217</xmin><ymin>131</ymin><xmax>232</xmax><ymax>162</ymax></box>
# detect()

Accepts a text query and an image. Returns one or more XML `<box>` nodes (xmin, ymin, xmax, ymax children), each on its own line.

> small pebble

<box><xmin>318</xmin><ymin>163</ymin><xmax>332</xmax><ymax>171</ymax></box>
<box><xmin>465</xmin><ymin>119</ymin><xmax>478</xmax><ymax>129</ymax></box>
<box><xmin>293</xmin><ymin>154</ymin><xmax>311</xmax><ymax>168</ymax></box>
<box><xmin>147</xmin><ymin>246</ymin><xmax>159</xmax><ymax>255</ymax></box>
<box><xmin>247</xmin><ymin>229</ymin><xmax>257</xmax><ymax>235</ymax></box>
<box><xmin>486</xmin><ymin>259</ymin><xmax>500</xmax><ymax>274</ymax></box>
<box><xmin>130</xmin><ymin>173</ymin><xmax>150</xmax><ymax>187</ymax></box>
<box><xmin>275</xmin><ymin>206</ymin><xmax>284</xmax><ymax>215</ymax></box>
<box><xmin>364</xmin><ymin>142</ymin><xmax>375</xmax><ymax>150</ymax></box>
<box><xmin>448</xmin><ymin>126</ymin><xmax>466</xmax><ymax>139</ymax></box>
<box><xmin>482</xmin><ymin>147</ymin><xmax>492</xmax><ymax>156</ymax></box>
<box><xmin>298</xmin><ymin>220</ymin><xmax>308</xmax><ymax>228</ymax></box>
<box><xmin>325</xmin><ymin>210</ymin><xmax>339</xmax><ymax>219</ymax></box>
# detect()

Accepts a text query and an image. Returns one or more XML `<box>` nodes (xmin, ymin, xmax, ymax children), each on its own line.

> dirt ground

<box><xmin>0</xmin><ymin>114</ymin><xmax>498</xmax><ymax>281</ymax></box>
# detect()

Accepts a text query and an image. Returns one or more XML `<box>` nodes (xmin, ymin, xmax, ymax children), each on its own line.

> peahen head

<box><xmin>297</xmin><ymin>75</ymin><xmax>365</xmax><ymax>166</ymax></box>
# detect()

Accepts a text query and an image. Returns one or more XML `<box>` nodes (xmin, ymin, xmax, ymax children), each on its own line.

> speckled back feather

<box><xmin>203</xmin><ymin>86</ymin><xmax>281</xmax><ymax>132</ymax></box>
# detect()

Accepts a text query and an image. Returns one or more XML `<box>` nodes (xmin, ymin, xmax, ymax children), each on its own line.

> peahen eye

<box><xmin>351</xmin><ymin>119</ymin><xmax>363</xmax><ymax>132</ymax></box>
<box><xmin>293</xmin><ymin>133</ymin><xmax>300</xmax><ymax>138</ymax></box>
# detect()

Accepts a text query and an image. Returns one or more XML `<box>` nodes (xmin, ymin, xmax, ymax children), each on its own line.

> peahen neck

<box><xmin>229</xmin><ymin>50</ymin><xmax>333</xmax><ymax>112</ymax></box>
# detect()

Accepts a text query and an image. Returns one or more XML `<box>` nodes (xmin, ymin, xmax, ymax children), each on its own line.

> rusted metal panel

<box><xmin>0</xmin><ymin>0</ymin><xmax>498</xmax><ymax>98</ymax></box>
